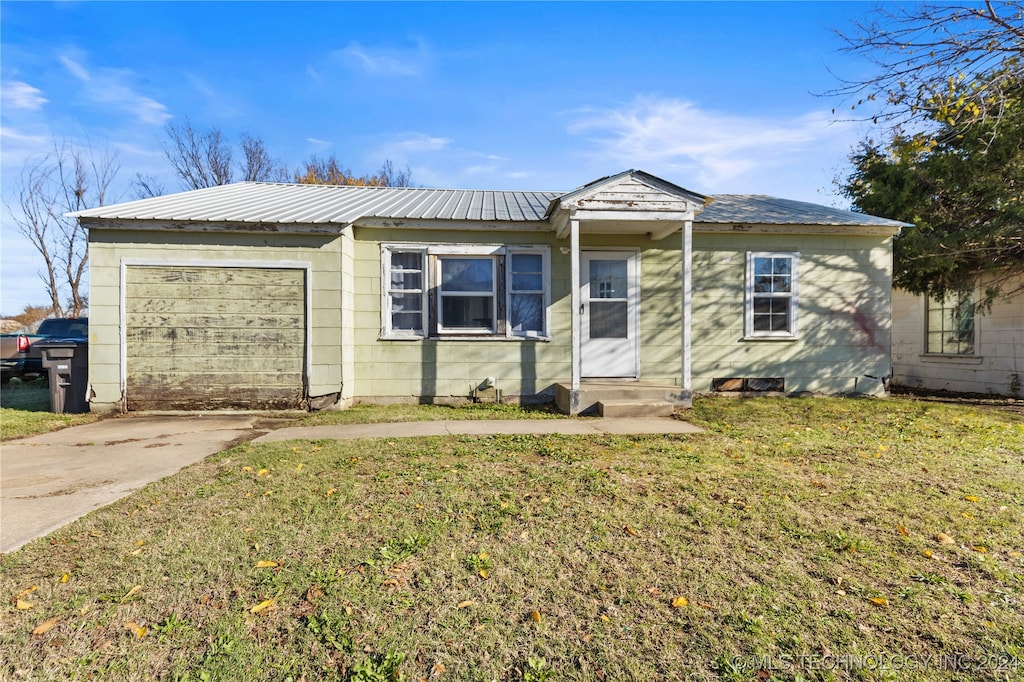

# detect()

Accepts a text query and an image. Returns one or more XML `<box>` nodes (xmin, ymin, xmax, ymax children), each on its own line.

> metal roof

<box><xmin>698</xmin><ymin>194</ymin><xmax>909</xmax><ymax>227</ymax></box>
<box><xmin>72</xmin><ymin>180</ymin><xmax>908</xmax><ymax>229</ymax></box>
<box><xmin>72</xmin><ymin>182</ymin><xmax>559</xmax><ymax>224</ymax></box>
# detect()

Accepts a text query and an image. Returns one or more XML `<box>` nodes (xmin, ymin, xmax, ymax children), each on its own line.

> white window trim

<box><xmin>380</xmin><ymin>243</ymin><xmax>551</xmax><ymax>341</ymax></box>
<box><xmin>507</xmin><ymin>245</ymin><xmax>551</xmax><ymax>339</ymax></box>
<box><xmin>381</xmin><ymin>245</ymin><xmax>427</xmax><ymax>339</ymax></box>
<box><xmin>744</xmin><ymin>251</ymin><xmax>800</xmax><ymax>340</ymax></box>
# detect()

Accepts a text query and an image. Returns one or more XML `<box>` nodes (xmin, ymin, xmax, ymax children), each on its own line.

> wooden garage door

<box><xmin>125</xmin><ymin>266</ymin><xmax>306</xmax><ymax>410</ymax></box>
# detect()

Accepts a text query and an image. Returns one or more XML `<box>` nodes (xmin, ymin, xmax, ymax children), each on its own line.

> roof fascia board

<box><xmin>79</xmin><ymin>218</ymin><xmax>345</xmax><ymax>235</ymax></box>
<box><xmin>354</xmin><ymin>217</ymin><xmax>553</xmax><ymax>232</ymax></box>
<box><xmin>693</xmin><ymin>222</ymin><xmax>905</xmax><ymax>237</ymax></box>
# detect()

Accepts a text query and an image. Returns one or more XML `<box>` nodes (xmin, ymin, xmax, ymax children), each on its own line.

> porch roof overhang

<box><xmin>545</xmin><ymin>169</ymin><xmax>709</xmax><ymax>241</ymax></box>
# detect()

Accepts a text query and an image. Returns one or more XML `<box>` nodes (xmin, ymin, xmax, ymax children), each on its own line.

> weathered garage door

<box><xmin>125</xmin><ymin>265</ymin><xmax>306</xmax><ymax>410</ymax></box>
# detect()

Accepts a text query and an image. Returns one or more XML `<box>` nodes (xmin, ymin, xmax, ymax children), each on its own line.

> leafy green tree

<box><xmin>842</xmin><ymin>81</ymin><xmax>1024</xmax><ymax>302</ymax></box>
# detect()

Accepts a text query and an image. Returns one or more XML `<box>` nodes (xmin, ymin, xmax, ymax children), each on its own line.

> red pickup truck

<box><xmin>0</xmin><ymin>318</ymin><xmax>88</xmax><ymax>382</ymax></box>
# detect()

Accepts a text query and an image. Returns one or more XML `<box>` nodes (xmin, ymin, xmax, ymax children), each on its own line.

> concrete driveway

<box><xmin>1</xmin><ymin>414</ymin><xmax>267</xmax><ymax>553</ymax></box>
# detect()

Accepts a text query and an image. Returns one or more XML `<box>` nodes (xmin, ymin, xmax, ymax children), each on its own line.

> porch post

<box><xmin>680</xmin><ymin>219</ymin><xmax>693</xmax><ymax>407</ymax></box>
<box><xmin>569</xmin><ymin>216</ymin><xmax>582</xmax><ymax>414</ymax></box>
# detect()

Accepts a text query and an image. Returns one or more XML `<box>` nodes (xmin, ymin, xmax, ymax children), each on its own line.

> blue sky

<box><xmin>1</xmin><ymin>1</ymin><xmax>892</xmax><ymax>311</ymax></box>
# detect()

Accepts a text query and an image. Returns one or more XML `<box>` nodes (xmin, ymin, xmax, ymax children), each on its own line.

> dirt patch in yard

<box><xmin>890</xmin><ymin>385</ymin><xmax>1024</xmax><ymax>416</ymax></box>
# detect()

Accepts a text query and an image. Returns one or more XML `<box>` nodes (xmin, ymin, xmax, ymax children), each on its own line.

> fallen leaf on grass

<box><xmin>125</xmin><ymin>621</ymin><xmax>148</xmax><ymax>638</ymax></box>
<box><xmin>60</xmin><ymin>574</ymin><xmax>70</xmax><ymax>583</ymax></box>
<box><xmin>32</xmin><ymin>618</ymin><xmax>58</xmax><ymax>636</ymax></box>
<box><xmin>479</xmin><ymin>570</ymin><xmax>489</xmax><ymax>579</ymax></box>
<box><xmin>255</xmin><ymin>560</ymin><xmax>280</xmax><ymax>569</ymax></box>
<box><xmin>671</xmin><ymin>596</ymin><xmax>689</xmax><ymax>608</ymax></box>
<box><xmin>972</xmin><ymin>545</ymin><xmax>988</xmax><ymax>553</ymax></box>
<box><xmin>13</xmin><ymin>585</ymin><xmax>38</xmax><ymax>600</ymax></box>
<box><xmin>867</xmin><ymin>597</ymin><xmax>888</xmax><ymax>606</ymax></box>
<box><xmin>456</xmin><ymin>600</ymin><xmax>476</xmax><ymax>609</ymax></box>
<box><xmin>923</xmin><ymin>550</ymin><xmax>933</xmax><ymax>558</ymax></box>
<box><xmin>531</xmin><ymin>610</ymin><xmax>542</xmax><ymax>622</ymax></box>
<box><xmin>936</xmin><ymin>533</ymin><xmax>956</xmax><ymax>545</ymax></box>
<box><xmin>250</xmin><ymin>598</ymin><xmax>276</xmax><ymax>614</ymax></box>
<box><xmin>120</xmin><ymin>585</ymin><xmax>142</xmax><ymax>603</ymax></box>
<box><xmin>964</xmin><ymin>495</ymin><xmax>980</xmax><ymax>502</ymax></box>
<box><xmin>623</xmin><ymin>525</ymin><xmax>640</xmax><ymax>537</ymax></box>
<box><xmin>897</xmin><ymin>524</ymin><xmax>909</xmax><ymax>537</ymax></box>
<box><xmin>16</xmin><ymin>599</ymin><xmax>34</xmax><ymax>610</ymax></box>
<box><xmin>294</xmin><ymin>463</ymin><xmax>304</xmax><ymax>472</ymax></box>
<box><xmin>257</xmin><ymin>469</ymin><xmax>269</xmax><ymax>476</ymax></box>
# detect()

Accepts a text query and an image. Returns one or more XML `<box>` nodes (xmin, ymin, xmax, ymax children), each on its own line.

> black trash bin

<box><xmin>39</xmin><ymin>342</ymin><xmax>89</xmax><ymax>414</ymax></box>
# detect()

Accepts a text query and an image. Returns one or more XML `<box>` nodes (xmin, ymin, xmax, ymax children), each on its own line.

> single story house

<box><xmin>891</xmin><ymin>272</ymin><xmax>1024</xmax><ymax>397</ymax></box>
<box><xmin>73</xmin><ymin>170</ymin><xmax>907</xmax><ymax>414</ymax></box>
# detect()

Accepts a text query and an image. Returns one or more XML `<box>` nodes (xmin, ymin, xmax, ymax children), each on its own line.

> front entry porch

<box><xmin>553</xmin><ymin>380</ymin><xmax>687</xmax><ymax>417</ymax></box>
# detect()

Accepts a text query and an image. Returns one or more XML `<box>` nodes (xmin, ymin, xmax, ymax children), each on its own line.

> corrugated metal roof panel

<box><xmin>71</xmin><ymin>180</ymin><xmax>906</xmax><ymax>229</ymax></box>
<box><xmin>699</xmin><ymin>195</ymin><xmax>909</xmax><ymax>227</ymax></box>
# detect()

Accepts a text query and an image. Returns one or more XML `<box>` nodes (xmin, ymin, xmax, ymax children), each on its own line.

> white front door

<box><xmin>581</xmin><ymin>250</ymin><xmax>638</xmax><ymax>378</ymax></box>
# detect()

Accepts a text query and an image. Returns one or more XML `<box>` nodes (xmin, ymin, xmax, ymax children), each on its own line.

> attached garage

<box><xmin>123</xmin><ymin>263</ymin><xmax>308</xmax><ymax>410</ymax></box>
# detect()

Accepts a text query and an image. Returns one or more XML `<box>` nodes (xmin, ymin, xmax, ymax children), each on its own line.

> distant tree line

<box><xmin>134</xmin><ymin>117</ymin><xmax>412</xmax><ymax>198</ymax></box>
<box><xmin>9</xmin><ymin>118</ymin><xmax>413</xmax><ymax>316</ymax></box>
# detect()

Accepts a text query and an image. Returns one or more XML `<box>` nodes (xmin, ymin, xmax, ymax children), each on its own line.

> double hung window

<box><xmin>745</xmin><ymin>252</ymin><xmax>799</xmax><ymax>338</ymax></box>
<box><xmin>925</xmin><ymin>290</ymin><xmax>975</xmax><ymax>355</ymax></box>
<box><xmin>382</xmin><ymin>245</ymin><xmax>549</xmax><ymax>339</ymax></box>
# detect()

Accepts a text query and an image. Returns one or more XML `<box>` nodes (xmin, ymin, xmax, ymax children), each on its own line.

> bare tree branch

<box><xmin>3</xmin><ymin>142</ymin><xmax>118</xmax><ymax>316</ymax></box>
<box><xmin>163</xmin><ymin>117</ymin><xmax>233</xmax><ymax>189</ymax></box>
<box><xmin>830</xmin><ymin>2</ymin><xmax>1024</xmax><ymax>135</ymax></box>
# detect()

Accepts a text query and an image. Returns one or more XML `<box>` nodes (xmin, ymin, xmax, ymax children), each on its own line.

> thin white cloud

<box><xmin>306</xmin><ymin>137</ymin><xmax>331</xmax><ymax>147</ymax></box>
<box><xmin>331</xmin><ymin>41</ymin><xmax>428</xmax><ymax>77</ymax></box>
<box><xmin>568</xmin><ymin>97</ymin><xmax>854</xmax><ymax>190</ymax></box>
<box><xmin>1</xmin><ymin>81</ymin><xmax>48</xmax><ymax>110</ymax></box>
<box><xmin>380</xmin><ymin>132</ymin><xmax>453</xmax><ymax>157</ymax></box>
<box><xmin>59</xmin><ymin>53</ymin><xmax>172</xmax><ymax>126</ymax></box>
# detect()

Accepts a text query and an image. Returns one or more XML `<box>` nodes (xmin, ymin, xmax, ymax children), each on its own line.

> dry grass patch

<box><xmin>1</xmin><ymin>397</ymin><xmax>1022</xmax><ymax>681</ymax></box>
<box><xmin>0</xmin><ymin>381</ymin><xmax>98</xmax><ymax>441</ymax></box>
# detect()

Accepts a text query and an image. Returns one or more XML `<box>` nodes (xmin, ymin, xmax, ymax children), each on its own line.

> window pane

<box><xmin>752</xmin><ymin>297</ymin><xmax>790</xmax><ymax>332</ymax></box>
<box><xmin>391</xmin><ymin>252</ymin><xmax>422</xmax><ymax>271</ymax></box>
<box><xmin>590</xmin><ymin>300</ymin><xmax>628</xmax><ymax>338</ymax></box>
<box><xmin>590</xmin><ymin>260</ymin><xmax>627</xmax><ymax>299</ymax></box>
<box><xmin>391</xmin><ymin>270</ymin><xmax>421</xmax><ymax>290</ymax></box>
<box><xmin>391</xmin><ymin>293</ymin><xmax>421</xmax><ymax>313</ymax></box>
<box><xmin>511</xmin><ymin>253</ymin><xmax>542</xmax><ymax>274</ymax></box>
<box><xmin>511</xmin><ymin>293</ymin><xmax>543</xmax><ymax>333</ymax></box>
<box><xmin>391</xmin><ymin>293</ymin><xmax>422</xmax><ymax>332</ymax></box>
<box><xmin>441</xmin><ymin>258</ymin><xmax>493</xmax><ymax>292</ymax></box>
<box><xmin>754</xmin><ymin>257</ymin><xmax>792</xmax><ymax>293</ymax></box>
<box><xmin>442</xmin><ymin>296</ymin><xmax>493</xmax><ymax>329</ymax></box>
<box><xmin>512</xmin><ymin>273</ymin><xmax>542</xmax><ymax>290</ymax></box>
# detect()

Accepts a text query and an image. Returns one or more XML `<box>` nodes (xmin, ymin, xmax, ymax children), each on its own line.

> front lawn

<box><xmin>0</xmin><ymin>380</ymin><xmax>98</xmax><ymax>441</ymax></box>
<box><xmin>1</xmin><ymin>397</ymin><xmax>1022</xmax><ymax>681</ymax></box>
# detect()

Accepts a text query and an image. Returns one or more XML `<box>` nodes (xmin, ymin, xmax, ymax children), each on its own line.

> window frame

<box><xmin>380</xmin><ymin>243</ymin><xmax>550</xmax><ymax>340</ymax></box>
<box><xmin>744</xmin><ymin>251</ymin><xmax>800</xmax><ymax>340</ymax></box>
<box><xmin>381</xmin><ymin>246</ymin><xmax>427</xmax><ymax>338</ymax></box>
<box><xmin>435</xmin><ymin>254</ymin><xmax>499</xmax><ymax>335</ymax></box>
<box><xmin>924</xmin><ymin>289</ymin><xmax>975</xmax><ymax>356</ymax></box>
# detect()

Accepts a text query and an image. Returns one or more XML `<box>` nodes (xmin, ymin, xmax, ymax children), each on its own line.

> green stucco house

<box><xmin>73</xmin><ymin>170</ymin><xmax>906</xmax><ymax>414</ymax></box>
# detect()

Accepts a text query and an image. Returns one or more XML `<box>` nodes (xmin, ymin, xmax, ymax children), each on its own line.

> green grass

<box><xmin>0</xmin><ymin>380</ymin><xmax>98</xmax><ymax>441</ymax></box>
<box><xmin>298</xmin><ymin>400</ymin><xmax>570</xmax><ymax>426</ymax></box>
<box><xmin>1</xmin><ymin>397</ymin><xmax>1022</xmax><ymax>681</ymax></box>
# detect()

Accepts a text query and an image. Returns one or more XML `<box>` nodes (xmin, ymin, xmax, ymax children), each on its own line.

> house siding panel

<box><xmin>891</xmin><ymin>272</ymin><xmax>1023</xmax><ymax>396</ymax></box>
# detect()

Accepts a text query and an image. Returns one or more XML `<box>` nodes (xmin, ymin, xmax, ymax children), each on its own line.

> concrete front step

<box><xmin>554</xmin><ymin>382</ymin><xmax>686</xmax><ymax>415</ymax></box>
<box><xmin>597</xmin><ymin>399</ymin><xmax>675</xmax><ymax>418</ymax></box>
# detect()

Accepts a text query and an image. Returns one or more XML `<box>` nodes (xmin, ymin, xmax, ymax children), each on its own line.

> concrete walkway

<box><xmin>1</xmin><ymin>414</ymin><xmax>261</xmax><ymax>553</ymax></box>
<box><xmin>255</xmin><ymin>417</ymin><xmax>702</xmax><ymax>442</ymax></box>
<box><xmin>2</xmin><ymin>415</ymin><xmax>699</xmax><ymax>553</ymax></box>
